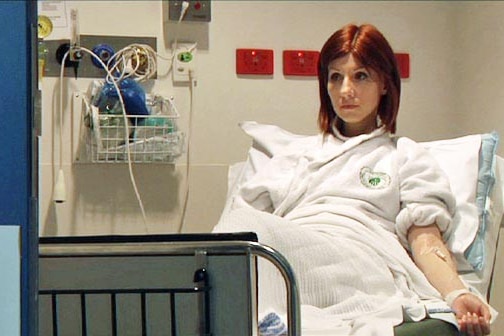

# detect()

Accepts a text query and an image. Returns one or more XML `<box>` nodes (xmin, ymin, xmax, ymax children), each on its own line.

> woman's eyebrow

<box><xmin>353</xmin><ymin>66</ymin><xmax>367</xmax><ymax>72</ymax></box>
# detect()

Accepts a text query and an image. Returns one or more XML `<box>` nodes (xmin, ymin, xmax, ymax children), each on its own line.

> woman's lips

<box><xmin>340</xmin><ymin>105</ymin><xmax>358</xmax><ymax>110</ymax></box>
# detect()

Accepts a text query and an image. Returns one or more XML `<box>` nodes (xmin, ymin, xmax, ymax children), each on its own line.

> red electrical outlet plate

<box><xmin>395</xmin><ymin>53</ymin><xmax>410</xmax><ymax>79</ymax></box>
<box><xmin>283</xmin><ymin>50</ymin><xmax>319</xmax><ymax>76</ymax></box>
<box><xmin>236</xmin><ymin>49</ymin><xmax>274</xmax><ymax>75</ymax></box>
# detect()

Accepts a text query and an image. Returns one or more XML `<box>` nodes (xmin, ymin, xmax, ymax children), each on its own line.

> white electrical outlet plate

<box><xmin>172</xmin><ymin>42</ymin><xmax>197</xmax><ymax>83</ymax></box>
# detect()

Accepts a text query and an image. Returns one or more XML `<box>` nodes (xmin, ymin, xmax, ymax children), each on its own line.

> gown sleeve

<box><xmin>395</xmin><ymin>137</ymin><xmax>457</xmax><ymax>248</ymax></box>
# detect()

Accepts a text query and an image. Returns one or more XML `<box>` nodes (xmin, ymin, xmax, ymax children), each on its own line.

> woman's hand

<box><xmin>452</xmin><ymin>293</ymin><xmax>491</xmax><ymax>336</ymax></box>
<box><xmin>407</xmin><ymin>224</ymin><xmax>492</xmax><ymax>335</ymax></box>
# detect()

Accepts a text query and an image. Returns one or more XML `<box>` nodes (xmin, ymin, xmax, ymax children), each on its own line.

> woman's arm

<box><xmin>407</xmin><ymin>224</ymin><xmax>491</xmax><ymax>335</ymax></box>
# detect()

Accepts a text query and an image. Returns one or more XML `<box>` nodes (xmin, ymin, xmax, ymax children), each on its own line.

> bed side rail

<box><xmin>39</xmin><ymin>240</ymin><xmax>301</xmax><ymax>336</ymax></box>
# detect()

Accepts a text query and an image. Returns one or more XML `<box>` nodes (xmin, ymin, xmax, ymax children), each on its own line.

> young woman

<box><xmin>317</xmin><ymin>23</ymin><xmax>491</xmax><ymax>336</ymax></box>
<box><xmin>216</xmin><ymin>23</ymin><xmax>493</xmax><ymax>336</ymax></box>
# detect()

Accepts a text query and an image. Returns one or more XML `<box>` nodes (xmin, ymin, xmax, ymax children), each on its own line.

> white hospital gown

<box><xmin>217</xmin><ymin>125</ymin><xmax>460</xmax><ymax>335</ymax></box>
<box><xmin>235</xmin><ymin>126</ymin><xmax>456</xmax><ymax>246</ymax></box>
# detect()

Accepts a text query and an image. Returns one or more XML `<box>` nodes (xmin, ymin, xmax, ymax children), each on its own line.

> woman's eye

<box><xmin>355</xmin><ymin>71</ymin><xmax>369</xmax><ymax>81</ymax></box>
<box><xmin>329</xmin><ymin>73</ymin><xmax>343</xmax><ymax>82</ymax></box>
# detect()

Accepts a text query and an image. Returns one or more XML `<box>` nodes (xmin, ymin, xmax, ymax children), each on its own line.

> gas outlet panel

<box><xmin>283</xmin><ymin>50</ymin><xmax>319</xmax><ymax>76</ymax></box>
<box><xmin>236</xmin><ymin>49</ymin><xmax>274</xmax><ymax>75</ymax></box>
<box><xmin>41</xmin><ymin>35</ymin><xmax>156</xmax><ymax>78</ymax></box>
<box><xmin>168</xmin><ymin>0</ymin><xmax>211</xmax><ymax>22</ymax></box>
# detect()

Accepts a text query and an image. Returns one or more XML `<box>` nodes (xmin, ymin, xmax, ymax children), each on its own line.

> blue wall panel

<box><xmin>0</xmin><ymin>0</ymin><xmax>31</xmax><ymax>223</ymax></box>
<box><xmin>0</xmin><ymin>1</ymin><xmax>37</xmax><ymax>335</ymax></box>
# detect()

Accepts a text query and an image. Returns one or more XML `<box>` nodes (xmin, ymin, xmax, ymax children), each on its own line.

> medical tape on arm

<box><xmin>412</xmin><ymin>239</ymin><xmax>467</xmax><ymax>297</ymax></box>
<box><xmin>424</xmin><ymin>247</ymin><xmax>448</xmax><ymax>261</ymax></box>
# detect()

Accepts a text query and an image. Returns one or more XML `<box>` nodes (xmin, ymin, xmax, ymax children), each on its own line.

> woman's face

<box><xmin>327</xmin><ymin>54</ymin><xmax>385</xmax><ymax>136</ymax></box>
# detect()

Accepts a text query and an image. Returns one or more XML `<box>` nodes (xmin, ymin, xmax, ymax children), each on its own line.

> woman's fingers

<box><xmin>459</xmin><ymin>312</ymin><xmax>491</xmax><ymax>336</ymax></box>
<box><xmin>464</xmin><ymin>313</ymin><xmax>475</xmax><ymax>335</ymax></box>
<box><xmin>479</xmin><ymin>315</ymin><xmax>491</xmax><ymax>335</ymax></box>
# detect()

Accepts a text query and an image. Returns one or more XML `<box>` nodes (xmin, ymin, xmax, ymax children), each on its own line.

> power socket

<box><xmin>236</xmin><ymin>49</ymin><xmax>274</xmax><ymax>75</ymax></box>
<box><xmin>283</xmin><ymin>50</ymin><xmax>319</xmax><ymax>76</ymax></box>
<box><xmin>172</xmin><ymin>42</ymin><xmax>197</xmax><ymax>83</ymax></box>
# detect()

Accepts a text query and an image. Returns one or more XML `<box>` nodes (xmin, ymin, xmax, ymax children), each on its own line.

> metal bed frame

<box><xmin>39</xmin><ymin>271</ymin><xmax>211</xmax><ymax>336</ymax></box>
<box><xmin>38</xmin><ymin>234</ymin><xmax>300</xmax><ymax>336</ymax></box>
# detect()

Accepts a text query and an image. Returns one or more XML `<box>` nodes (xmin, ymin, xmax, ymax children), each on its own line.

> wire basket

<box><xmin>87</xmin><ymin>111</ymin><xmax>184</xmax><ymax>163</ymax></box>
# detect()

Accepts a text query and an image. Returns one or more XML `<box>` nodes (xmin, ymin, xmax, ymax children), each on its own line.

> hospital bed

<box><xmin>38</xmin><ymin>233</ymin><xmax>300</xmax><ymax>336</ymax></box>
<box><xmin>38</xmin><ymin>127</ymin><xmax>504</xmax><ymax>336</ymax></box>
<box><xmin>217</xmin><ymin>123</ymin><xmax>504</xmax><ymax>335</ymax></box>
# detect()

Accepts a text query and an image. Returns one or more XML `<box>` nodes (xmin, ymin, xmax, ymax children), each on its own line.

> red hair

<box><xmin>317</xmin><ymin>24</ymin><xmax>401</xmax><ymax>134</ymax></box>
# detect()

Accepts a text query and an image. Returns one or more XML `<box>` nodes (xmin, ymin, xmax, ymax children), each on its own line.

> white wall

<box><xmin>453</xmin><ymin>2</ymin><xmax>504</xmax><ymax>137</ymax></box>
<box><xmin>38</xmin><ymin>2</ymin><xmax>504</xmax><ymax>227</ymax></box>
<box><xmin>38</xmin><ymin>1</ymin><xmax>504</xmax><ymax>333</ymax></box>
<box><xmin>39</xmin><ymin>0</ymin><xmax>466</xmax><ymax>237</ymax></box>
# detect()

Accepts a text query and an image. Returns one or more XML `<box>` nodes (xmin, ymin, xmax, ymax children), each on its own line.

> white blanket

<box><xmin>215</xmin><ymin>208</ymin><xmax>460</xmax><ymax>335</ymax></box>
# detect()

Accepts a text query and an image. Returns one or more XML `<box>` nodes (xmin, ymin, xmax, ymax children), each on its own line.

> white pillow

<box><xmin>420</xmin><ymin>135</ymin><xmax>482</xmax><ymax>267</ymax></box>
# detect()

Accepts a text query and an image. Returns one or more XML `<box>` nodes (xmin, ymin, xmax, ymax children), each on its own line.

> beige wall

<box><xmin>38</xmin><ymin>0</ymin><xmax>504</xmax><ymax>332</ymax></box>
<box><xmin>453</xmin><ymin>2</ymin><xmax>504</xmax><ymax>137</ymax></box>
<box><xmin>38</xmin><ymin>0</ymin><xmax>471</xmax><ymax>236</ymax></box>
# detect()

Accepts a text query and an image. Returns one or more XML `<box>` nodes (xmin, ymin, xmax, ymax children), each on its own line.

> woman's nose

<box><xmin>340</xmin><ymin>77</ymin><xmax>355</xmax><ymax>97</ymax></box>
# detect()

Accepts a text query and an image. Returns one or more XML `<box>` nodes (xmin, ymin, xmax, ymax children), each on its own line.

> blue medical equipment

<box><xmin>94</xmin><ymin>78</ymin><xmax>150</xmax><ymax>118</ymax></box>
